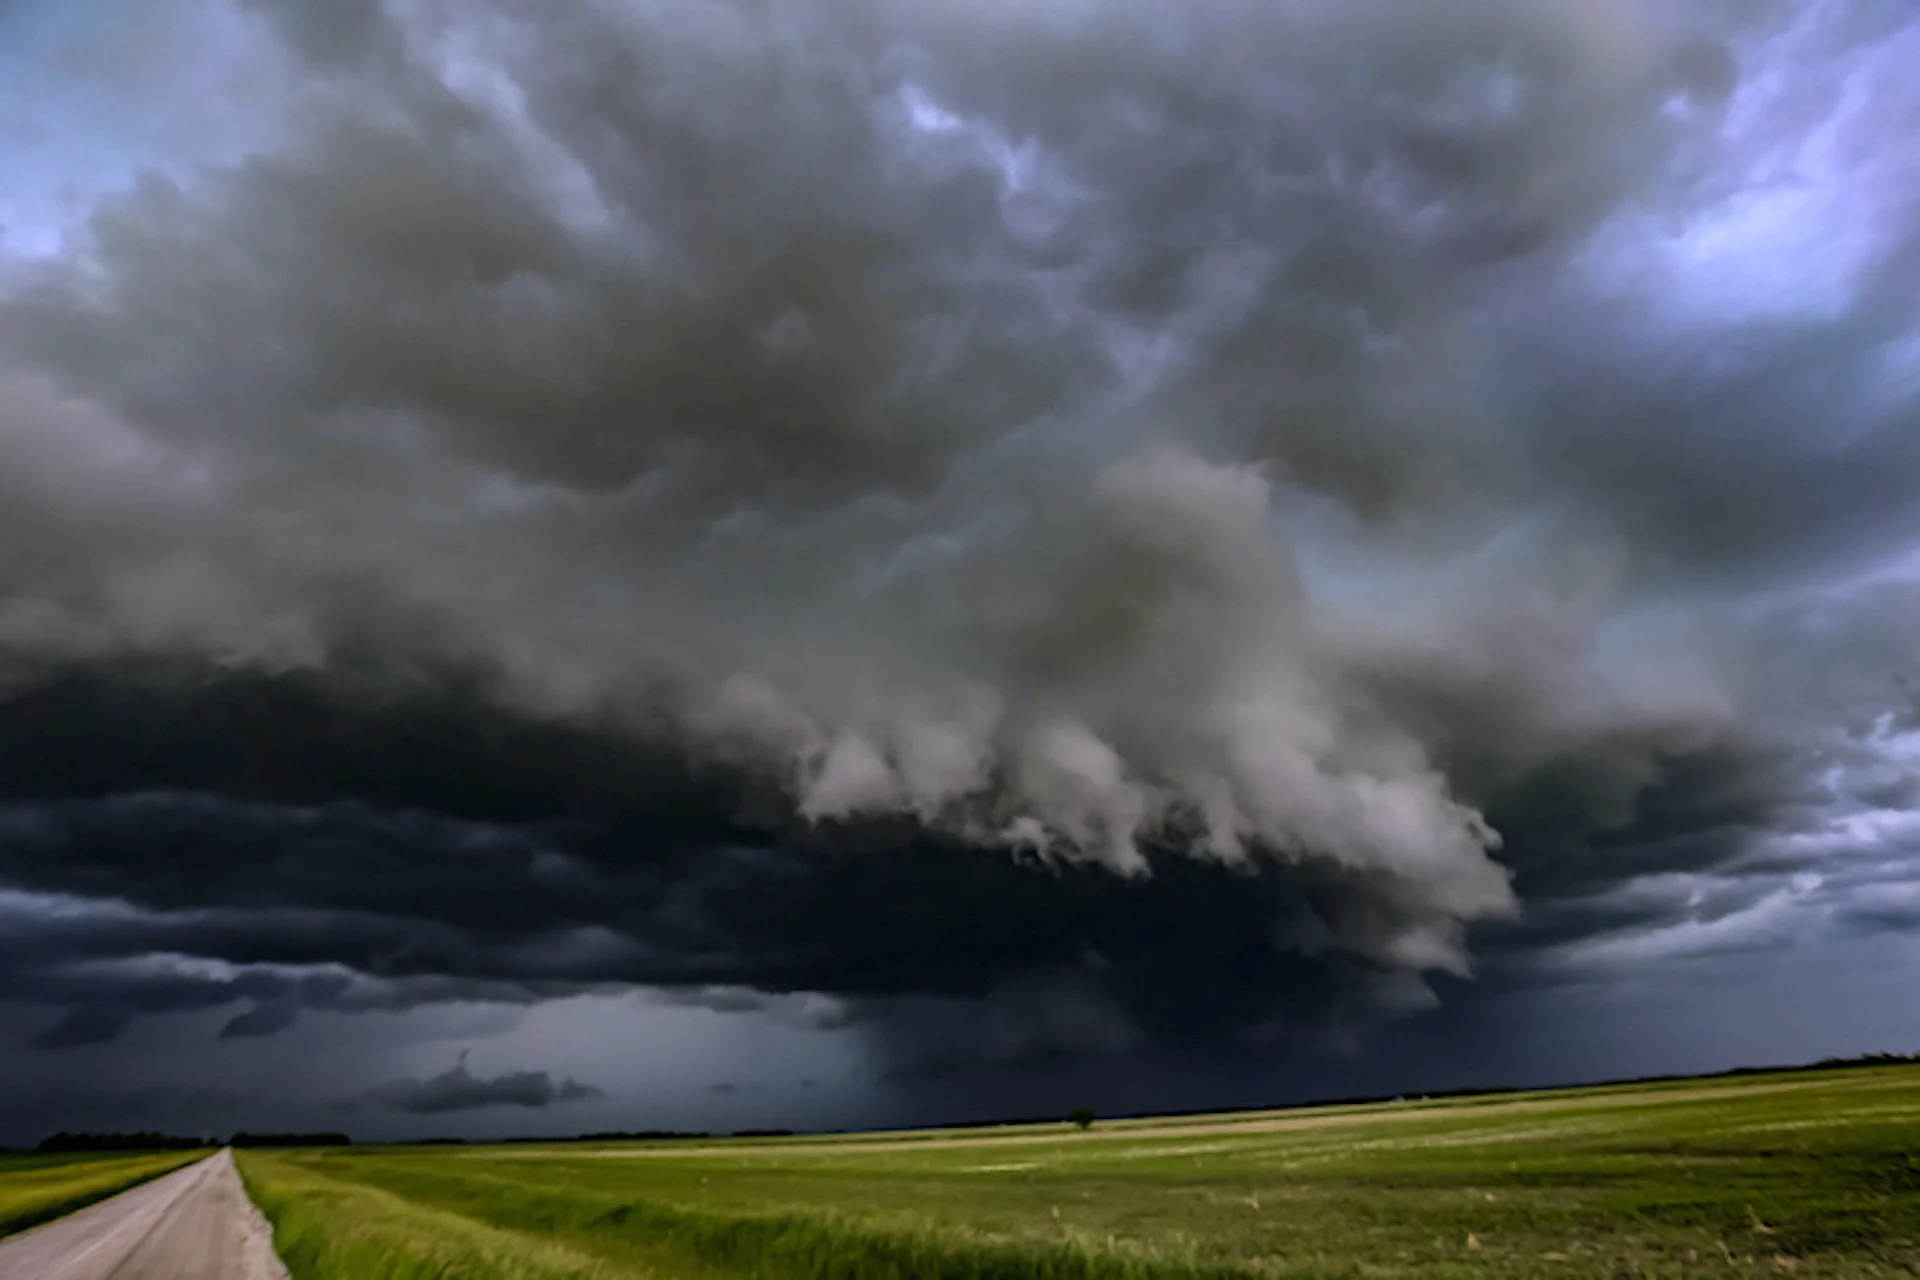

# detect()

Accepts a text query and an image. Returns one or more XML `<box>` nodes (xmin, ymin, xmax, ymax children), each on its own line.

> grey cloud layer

<box><xmin>1</xmin><ymin>0</ymin><xmax>1917</xmax><ymax>1072</ymax></box>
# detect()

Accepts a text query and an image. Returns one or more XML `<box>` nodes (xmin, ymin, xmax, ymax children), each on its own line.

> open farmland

<box><xmin>238</xmin><ymin>1064</ymin><xmax>1920</xmax><ymax>1279</ymax></box>
<box><xmin>0</xmin><ymin>1148</ymin><xmax>207</xmax><ymax>1240</ymax></box>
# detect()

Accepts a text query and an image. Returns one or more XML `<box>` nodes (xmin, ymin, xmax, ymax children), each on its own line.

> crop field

<box><xmin>0</xmin><ymin>1148</ymin><xmax>207</xmax><ymax>1239</ymax></box>
<box><xmin>237</xmin><ymin>1065</ymin><xmax>1920</xmax><ymax>1279</ymax></box>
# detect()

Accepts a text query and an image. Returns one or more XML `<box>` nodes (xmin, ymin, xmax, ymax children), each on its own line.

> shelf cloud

<box><xmin>1</xmin><ymin>0</ymin><xmax>1918</xmax><ymax>1112</ymax></box>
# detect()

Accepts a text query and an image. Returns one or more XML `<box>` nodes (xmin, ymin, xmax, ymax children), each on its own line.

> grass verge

<box><xmin>238</xmin><ymin>1154</ymin><xmax>623</xmax><ymax>1279</ymax></box>
<box><xmin>238</xmin><ymin>1151</ymin><xmax>1257</xmax><ymax>1280</ymax></box>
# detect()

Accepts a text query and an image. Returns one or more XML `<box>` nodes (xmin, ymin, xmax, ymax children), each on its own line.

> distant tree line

<box><xmin>228</xmin><ymin>1132</ymin><xmax>351</xmax><ymax>1148</ymax></box>
<box><xmin>37</xmin><ymin>1132</ymin><xmax>212</xmax><ymax>1152</ymax></box>
<box><xmin>35</xmin><ymin>1131</ymin><xmax>348</xmax><ymax>1152</ymax></box>
<box><xmin>1792</xmin><ymin>1052</ymin><xmax>1920</xmax><ymax>1071</ymax></box>
<box><xmin>482</xmin><ymin>1129</ymin><xmax>796</xmax><ymax>1145</ymax></box>
<box><xmin>496</xmin><ymin>1130</ymin><xmax>710</xmax><ymax>1143</ymax></box>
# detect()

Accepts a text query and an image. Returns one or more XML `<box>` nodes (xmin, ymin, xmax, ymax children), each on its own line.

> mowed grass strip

<box><xmin>245</xmin><ymin>1066</ymin><xmax>1920</xmax><ymax>1278</ymax></box>
<box><xmin>0</xmin><ymin>1149</ymin><xmax>208</xmax><ymax>1239</ymax></box>
<box><xmin>237</xmin><ymin>1155</ymin><xmax>625</xmax><ymax>1280</ymax></box>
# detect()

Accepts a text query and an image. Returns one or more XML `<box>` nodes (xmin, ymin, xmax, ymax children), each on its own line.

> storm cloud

<box><xmin>364</xmin><ymin>1053</ymin><xmax>603</xmax><ymax>1115</ymax></box>
<box><xmin>1</xmin><ymin>0</ymin><xmax>1918</xmax><ymax>1104</ymax></box>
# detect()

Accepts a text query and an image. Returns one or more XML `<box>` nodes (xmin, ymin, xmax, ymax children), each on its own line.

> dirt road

<box><xmin>0</xmin><ymin>1150</ymin><xmax>287</xmax><ymax>1280</ymax></box>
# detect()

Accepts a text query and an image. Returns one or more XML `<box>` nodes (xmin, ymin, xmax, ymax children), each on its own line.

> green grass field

<box><xmin>237</xmin><ymin>1065</ymin><xmax>1920</xmax><ymax>1279</ymax></box>
<box><xmin>0</xmin><ymin>1148</ymin><xmax>207</xmax><ymax>1240</ymax></box>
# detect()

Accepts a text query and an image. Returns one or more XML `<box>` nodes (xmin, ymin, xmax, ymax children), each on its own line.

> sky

<box><xmin>0</xmin><ymin>0</ymin><xmax>1918</xmax><ymax>1144</ymax></box>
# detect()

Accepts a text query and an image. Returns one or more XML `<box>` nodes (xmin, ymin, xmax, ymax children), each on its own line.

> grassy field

<box><xmin>237</xmin><ymin>1065</ymin><xmax>1920</xmax><ymax>1279</ymax></box>
<box><xmin>0</xmin><ymin>1148</ymin><xmax>207</xmax><ymax>1239</ymax></box>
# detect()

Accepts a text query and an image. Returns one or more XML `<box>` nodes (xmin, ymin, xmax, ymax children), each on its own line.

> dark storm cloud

<box><xmin>1</xmin><ymin>0</ymin><xmax>1918</xmax><ymax>1078</ymax></box>
<box><xmin>0</xmin><ymin>670</ymin><xmax>1471</xmax><ymax>1050</ymax></box>
<box><xmin>219</xmin><ymin>998</ymin><xmax>302</xmax><ymax>1039</ymax></box>
<box><xmin>31</xmin><ymin>1008</ymin><xmax>129</xmax><ymax>1051</ymax></box>
<box><xmin>365</xmin><ymin>1054</ymin><xmax>602</xmax><ymax>1115</ymax></box>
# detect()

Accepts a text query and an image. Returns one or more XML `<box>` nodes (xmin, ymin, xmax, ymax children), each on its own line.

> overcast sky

<box><xmin>1</xmin><ymin>0</ymin><xmax>1918</xmax><ymax>1144</ymax></box>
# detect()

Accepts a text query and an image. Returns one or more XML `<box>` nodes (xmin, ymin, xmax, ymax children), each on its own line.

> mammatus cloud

<box><xmin>0</xmin><ymin>0</ymin><xmax>1917</xmax><ymax>1079</ymax></box>
<box><xmin>364</xmin><ymin>1052</ymin><xmax>602</xmax><ymax>1116</ymax></box>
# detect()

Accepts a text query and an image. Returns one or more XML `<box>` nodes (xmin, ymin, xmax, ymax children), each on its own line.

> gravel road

<box><xmin>0</xmin><ymin>1150</ymin><xmax>288</xmax><ymax>1280</ymax></box>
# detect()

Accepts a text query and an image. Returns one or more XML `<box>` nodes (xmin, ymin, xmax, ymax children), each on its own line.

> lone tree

<box><xmin>1070</xmin><ymin>1107</ymin><xmax>1096</xmax><ymax>1131</ymax></box>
